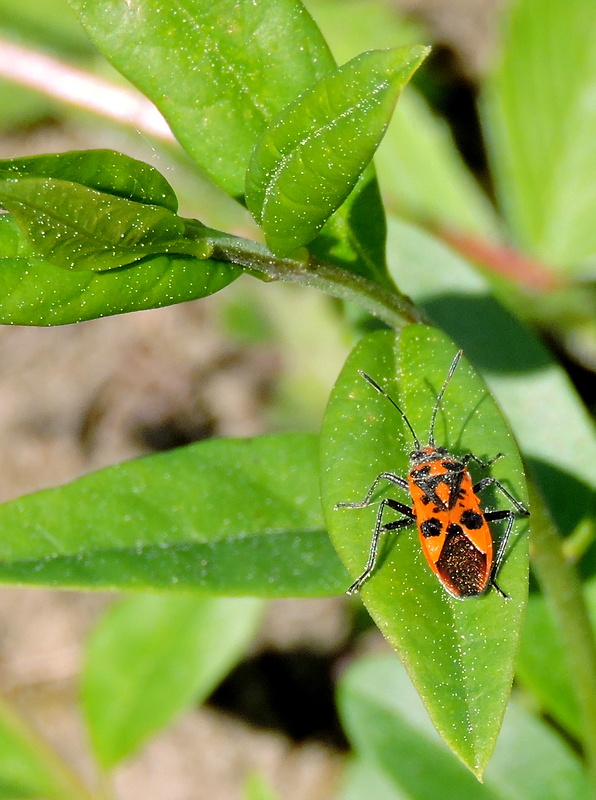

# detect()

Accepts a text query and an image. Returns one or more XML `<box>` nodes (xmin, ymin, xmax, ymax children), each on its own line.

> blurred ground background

<box><xmin>0</xmin><ymin>1</ymin><xmax>505</xmax><ymax>798</ymax></box>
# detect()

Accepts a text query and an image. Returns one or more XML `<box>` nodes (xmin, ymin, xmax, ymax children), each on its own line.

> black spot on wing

<box><xmin>460</xmin><ymin>509</ymin><xmax>484</xmax><ymax>530</ymax></box>
<box><xmin>446</xmin><ymin>523</ymin><xmax>463</xmax><ymax>537</ymax></box>
<box><xmin>420</xmin><ymin>517</ymin><xmax>443</xmax><ymax>538</ymax></box>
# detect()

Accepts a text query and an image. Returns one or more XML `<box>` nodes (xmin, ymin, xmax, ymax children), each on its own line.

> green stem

<box><xmin>198</xmin><ymin>226</ymin><xmax>424</xmax><ymax>330</ymax></box>
<box><xmin>528</xmin><ymin>477</ymin><xmax>596</xmax><ymax>794</ymax></box>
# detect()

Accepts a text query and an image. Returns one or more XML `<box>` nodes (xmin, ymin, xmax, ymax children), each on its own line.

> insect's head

<box><xmin>358</xmin><ymin>350</ymin><xmax>463</xmax><ymax>455</ymax></box>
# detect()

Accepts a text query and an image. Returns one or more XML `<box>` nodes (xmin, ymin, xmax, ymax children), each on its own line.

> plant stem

<box><xmin>528</xmin><ymin>477</ymin><xmax>596</xmax><ymax>794</ymax></box>
<box><xmin>0</xmin><ymin>38</ymin><xmax>172</xmax><ymax>142</ymax></box>
<box><xmin>201</xmin><ymin>227</ymin><xmax>424</xmax><ymax>330</ymax></box>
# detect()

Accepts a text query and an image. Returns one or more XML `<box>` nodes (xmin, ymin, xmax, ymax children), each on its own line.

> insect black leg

<box><xmin>345</xmin><ymin>497</ymin><xmax>415</xmax><ymax>595</ymax></box>
<box><xmin>462</xmin><ymin>452</ymin><xmax>504</xmax><ymax>470</ymax></box>
<box><xmin>473</xmin><ymin>476</ymin><xmax>530</xmax><ymax>517</ymax></box>
<box><xmin>335</xmin><ymin>472</ymin><xmax>409</xmax><ymax>511</ymax></box>
<box><xmin>484</xmin><ymin>508</ymin><xmax>516</xmax><ymax>598</ymax></box>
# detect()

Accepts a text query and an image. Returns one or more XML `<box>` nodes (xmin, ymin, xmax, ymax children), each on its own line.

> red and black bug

<box><xmin>335</xmin><ymin>350</ymin><xmax>529</xmax><ymax>599</ymax></box>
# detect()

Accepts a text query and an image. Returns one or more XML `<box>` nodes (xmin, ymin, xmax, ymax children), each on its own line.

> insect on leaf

<box><xmin>321</xmin><ymin>324</ymin><xmax>529</xmax><ymax>776</ymax></box>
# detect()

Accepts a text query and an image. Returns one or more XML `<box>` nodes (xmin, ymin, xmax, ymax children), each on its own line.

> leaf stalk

<box><xmin>200</xmin><ymin>226</ymin><xmax>424</xmax><ymax>330</ymax></box>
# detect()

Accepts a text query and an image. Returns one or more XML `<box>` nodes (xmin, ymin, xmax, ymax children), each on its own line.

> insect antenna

<box><xmin>428</xmin><ymin>350</ymin><xmax>463</xmax><ymax>447</ymax></box>
<box><xmin>358</xmin><ymin>370</ymin><xmax>420</xmax><ymax>448</ymax></box>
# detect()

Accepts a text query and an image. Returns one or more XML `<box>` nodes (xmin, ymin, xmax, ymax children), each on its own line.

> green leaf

<box><xmin>482</xmin><ymin>0</ymin><xmax>596</xmax><ymax>273</ymax></box>
<box><xmin>67</xmin><ymin>0</ymin><xmax>335</xmax><ymax>199</ymax></box>
<box><xmin>82</xmin><ymin>594</ymin><xmax>263</xmax><ymax>768</ymax></box>
<box><xmin>245</xmin><ymin>45</ymin><xmax>429</xmax><ymax>257</ymax></box>
<box><xmin>484</xmin><ymin>696</ymin><xmax>592</xmax><ymax>800</ymax></box>
<box><xmin>0</xmin><ymin>695</ymin><xmax>88</xmax><ymax>800</ymax></box>
<box><xmin>516</xmin><ymin>593</ymin><xmax>581</xmax><ymax>741</ymax></box>
<box><xmin>0</xmin><ymin>214</ymin><xmax>36</xmax><ymax>258</ymax></box>
<box><xmin>0</xmin><ymin>241</ymin><xmax>239</xmax><ymax>325</ymax></box>
<box><xmin>0</xmin><ymin>178</ymin><xmax>210</xmax><ymax>272</ymax></box>
<box><xmin>0</xmin><ymin>150</ymin><xmax>240</xmax><ymax>321</ymax></box>
<box><xmin>321</xmin><ymin>325</ymin><xmax>529</xmax><ymax>776</ymax></box>
<box><xmin>339</xmin><ymin>654</ymin><xmax>591</xmax><ymax>798</ymax></box>
<box><xmin>0</xmin><ymin>150</ymin><xmax>179</xmax><ymax>211</ymax></box>
<box><xmin>0</xmin><ymin>433</ymin><xmax>347</xmax><ymax>595</ymax></box>
<box><xmin>338</xmin><ymin>655</ymin><xmax>495</xmax><ymax>796</ymax></box>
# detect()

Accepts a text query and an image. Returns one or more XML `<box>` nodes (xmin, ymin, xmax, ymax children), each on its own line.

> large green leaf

<box><xmin>67</xmin><ymin>0</ymin><xmax>335</xmax><ymax>199</ymax></box>
<box><xmin>0</xmin><ymin>433</ymin><xmax>347</xmax><ymax>595</ymax></box>
<box><xmin>82</xmin><ymin>594</ymin><xmax>263</xmax><ymax>768</ymax></box>
<box><xmin>385</xmin><ymin>219</ymin><xmax>596</xmax><ymax>771</ymax></box>
<box><xmin>482</xmin><ymin>0</ymin><xmax>596</xmax><ymax>273</ymax></box>
<box><xmin>321</xmin><ymin>325</ymin><xmax>529</xmax><ymax>775</ymax></box>
<box><xmin>245</xmin><ymin>45</ymin><xmax>428</xmax><ymax>257</ymax></box>
<box><xmin>339</xmin><ymin>654</ymin><xmax>591</xmax><ymax>796</ymax></box>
